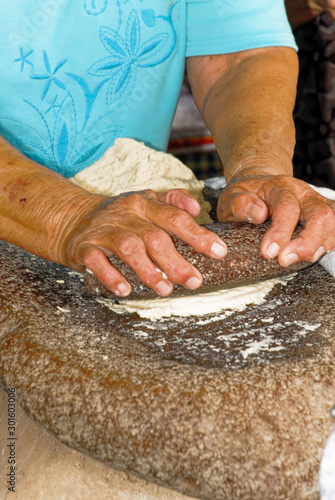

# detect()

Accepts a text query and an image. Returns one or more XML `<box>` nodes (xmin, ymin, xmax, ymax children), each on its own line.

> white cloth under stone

<box><xmin>204</xmin><ymin>177</ymin><xmax>335</xmax><ymax>278</ymax></box>
<box><xmin>320</xmin><ymin>426</ymin><xmax>335</xmax><ymax>499</ymax></box>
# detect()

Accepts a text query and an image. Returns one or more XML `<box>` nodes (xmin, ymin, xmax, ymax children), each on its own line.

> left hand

<box><xmin>217</xmin><ymin>173</ymin><xmax>335</xmax><ymax>266</ymax></box>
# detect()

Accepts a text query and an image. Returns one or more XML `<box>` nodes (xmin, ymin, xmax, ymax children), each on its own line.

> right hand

<box><xmin>61</xmin><ymin>188</ymin><xmax>227</xmax><ymax>297</ymax></box>
<box><xmin>217</xmin><ymin>173</ymin><xmax>335</xmax><ymax>266</ymax></box>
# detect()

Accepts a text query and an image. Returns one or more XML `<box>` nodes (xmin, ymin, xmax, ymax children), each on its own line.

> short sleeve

<box><xmin>186</xmin><ymin>0</ymin><xmax>297</xmax><ymax>57</ymax></box>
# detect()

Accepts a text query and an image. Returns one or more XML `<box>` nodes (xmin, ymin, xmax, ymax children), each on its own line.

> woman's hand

<box><xmin>217</xmin><ymin>174</ymin><xmax>335</xmax><ymax>266</ymax></box>
<box><xmin>0</xmin><ymin>137</ymin><xmax>227</xmax><ymax>299</ymax></box>
<box><xmin>61</xmin><ymin>188</ymin><xmax>227</xmax><ymax>297</ymax></box>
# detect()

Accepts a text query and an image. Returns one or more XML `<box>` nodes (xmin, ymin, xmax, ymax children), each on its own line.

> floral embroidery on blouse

<box><xmin>2</xmin><ymin>2</ymin><xmax>178</xmax><ymax>177</ymax></box>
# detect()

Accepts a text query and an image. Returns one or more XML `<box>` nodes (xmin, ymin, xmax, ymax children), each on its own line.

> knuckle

<box><xmin>164</xmin><ymin>261</ymin><xmax>192</xmax><ymax>284</ymax></box>
<box><xmin>309</xmin><ymin>205</ymin><xmax>335</xmax><ymax>229</ymax></box>
<box><xmin>163</xmin><ymin>190</ymin><xmax>178</xmax><ymax>205</ymax></box>
<box><xmin>320</xmin><ymin>204</ymin><xmax>335</xmax><ymax>221</ymax></box>
<box><xmin>229</xmin><ymin>193</ymin><xmax>242</xmax><ymax>213</ymax></box>
<box><xmin>116</xmin><ymin>233</ymin><xmax>142</xmax><ymax>256</ymax></box>
<box><xmin>121</xmin><ymin>191</ymin><xmax>151</xmax><ymax>209</ymax></box>
<box><xmin>169</xmin><ymin>209</ymin><xmax>193</xmax><ymax>228</ymax></box>
<box><xmin>192</xmin><ymin>231</ymin><xmax>212</xmax><ymax>253</ymax></box>
<box><xmin>144</xmin><ymin>269</ymin><xmax>167</xmax><ymax>288</ymax></box>
<box><xmin>164</xmin><ymin>188</ymin><xmax>187</xmax><ymax>203</ymax></box>
<box><xmin>126</xmin><ymin>192</ymin><xmax>144</xmax><ymax>205</ymax></box>
<box><xmin>144</xmin><ymin>229</ymin><xmax>171</xmax><ymax>251</ymax></box>
<box><xmin>272</xmin><ymin>188</ymin><xmax>299</xmax><ymax>208</ymax></box>
<box><xmin>142</xmin><ymin>188</ymin><xmax>155</xmax><ymax>197</ymax></box>
<box><xmin>82</xmin><ymin>247</ymin><xmax>100</xmax><ymax>268</ymax></box>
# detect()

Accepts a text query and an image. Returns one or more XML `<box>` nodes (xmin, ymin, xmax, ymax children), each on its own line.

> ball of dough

<box><xmin>70</xmin><ymin>138</ymin><xmax>213</xmax><ymax>224</ymax></box>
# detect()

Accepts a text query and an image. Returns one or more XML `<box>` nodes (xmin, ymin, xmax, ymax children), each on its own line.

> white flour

<box><xmin>70</xmin><ymin>140</ymin><xmax>293</xmax><ymax>321</ymax></box>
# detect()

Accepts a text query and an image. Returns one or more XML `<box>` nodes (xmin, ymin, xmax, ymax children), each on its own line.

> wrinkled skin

<box><xmin>0</xmin><ymin>137</ymin><xmax>227</xmax><ymax>298</ymax></box>
<box><xmin>188</xmin><ymin>47</ymin><xmax>335</xmax><ymax>274</ymax></box>
<box><xmin>62</xmin><ymin>189</ymin><xmax>227</xmax><ymax>297</ymax></box>
<box><xmin>217</xmin><ymin>174</ymin><xmax>335</xmax><ymax>266</ymax></box>
<box><xmin>2</xmin><ymin>43</ymin><xmax>335</xmax><ymax>298</ymax></box>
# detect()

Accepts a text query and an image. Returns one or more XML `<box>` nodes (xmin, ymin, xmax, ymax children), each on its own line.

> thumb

<box><xmin>156</xmin><ymin>189</ymin><xmax>201</xmax><ymax>217</ymax></box>
<box><xmin>217</xmin><ymin>189</ymin><xmax>268</xmax><ymax>223</ymax></box>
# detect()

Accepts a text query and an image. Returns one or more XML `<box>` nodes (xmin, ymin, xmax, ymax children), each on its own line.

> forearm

<box><xmin>200</xmin><ymin>48</ymin><xmax>299</xmax><ymax>183</ymax></box>
<box><xmin>0</xmin><ymin>137</ymin><xmax>229</xmax><ymax>296</ymax></box>
<box><xmin>0</xmin><ymin>137</ymin><xmax>106</xmax><ymax>265</ymax></box>
<box><xmin>188</xmin><ymin>47</ymin><xmax>335</xmax><ymax>267</ymax></box>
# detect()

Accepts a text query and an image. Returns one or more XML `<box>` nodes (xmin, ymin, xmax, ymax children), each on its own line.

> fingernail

<box><xmin>185</xmin><ymin>276</ymin><xmax>202</xmax><ymax>290</ymax></box>
<box><xmin>156</xmin><ymin>280</ymin><xmax>173</xmax><ymax>296</ymax></box>
<box><xmin>116</xmin><ymin>283</ymin><xmax>131</xmax><ymax>296</ymax></box>
<box><xmin>313</xmin><ymin>246</ymin><xmax>325</xmax><ymax>262</ymax></box>
<box><xmin>247</xmin><ymin>204</ymin><xmax>262</xmax><ymax>222</ymax></box>
<box><xmin>266</xmin><ymin>242</ymin><xmax>280</xmax><ymax>259</ymax></box>
<box><xmin>211</xmin><ymin>242</ymin><xmax>227</xmax><ymax>258</ymax></box>
<box><xmin>282</xmin><ymin>253</ymin><xmax>299</xmax><ymax>266</ymax></box>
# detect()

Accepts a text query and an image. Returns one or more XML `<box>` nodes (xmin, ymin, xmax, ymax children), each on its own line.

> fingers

<box><xmin>217</xmin><ymin>188</ymin><xmax>269</xmax><ymax>224</ymax></box>
<box><xmin>113</xmin><ymin>224</ymin><xmax>203</xmax><ymax>292</ymax></box>
<box><xmin>81</xmin><ymin>246</ymin><xmax>132</xmax><ymax>297</ymax></box>
<box><xmin>80</xmin><ymin>224</ymin><xmax>204</xmax><ymax>297</ymax></box>
<box><xmin>257</xmin><ymin>185</ymin><xmax>302</xmax><ymax>261</ymax></box>
<box><xmin>144</xmin><ymin>191</ymin><xmax>228</xmax><ymax>259</ymax></box>
<box><xmin>260</xmin><ymin>186</ymin><xmax>335</xmax><ymax>265</ymax></box>
<box><xmin>217</xmin><ymin>175</ymin><xmax>335</xmax><ymax>267</ymax></box>
<box><xmin>259</xmin><ymin>184</ymin><xmax>335</xmax><ymax>265</ymax></box>
<box><xmin>71</xmin><ymin>190</ymin><xmax>228</xmax><ymax>297</ymax></box>
<box><xmin>156</xmin><ymin>189</ymin><xmax>201</xmax><ymax>218</ymax></box>
<box><xmin>277</xmin><ymin>200</ymin><xmax>335</xmax><ymax>266</ymax></box>
<box><xmin>218</xmin><ymin>182</ymin><xmax>302</xmax><ymax>260</ymax></box>
<box><xmin>80</xmin><ymin>237</ymin><xmax>175</xmax><ymax>298</ymax></box>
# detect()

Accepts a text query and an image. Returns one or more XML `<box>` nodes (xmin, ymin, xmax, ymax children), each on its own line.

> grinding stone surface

<box><xmin>84</xmin><ymin>221</ymin><xmax>311</xmax><ymax>299</ymax></box>
<box><xmin>0</xmin><ymin>388</ymin><xmax>193</xmax><ymax>500</ymax></box>
<box><xmin>0</xmin><ymin>239</ymin><xmax>335</xmax><ymax>499</ymax></box>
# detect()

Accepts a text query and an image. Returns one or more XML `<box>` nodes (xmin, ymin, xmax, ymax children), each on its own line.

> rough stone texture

<box><xmin>84</xmin><ymin>222</ymin><xmax>311</xmax><ymax>300</ymax></box>
<box><xmin>0</xmin><ymin>235</ymin><xmax>335</xmax><ymax>499</ymax></box>
<box><xmin>0</xmin><ymin>388</ymin><xmax>192</xmax><ymax>500</ymax></box>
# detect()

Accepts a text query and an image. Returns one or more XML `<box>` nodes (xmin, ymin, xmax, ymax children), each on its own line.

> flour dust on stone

<box><xmin>70</xmin><ymin>138</ymin><xmax>291</xmax><ymax>321</ymax></box>
<box><xmin>96</xmin><ymin>276</ymin><xmax>294</xmax><ymax>321</ymax></box>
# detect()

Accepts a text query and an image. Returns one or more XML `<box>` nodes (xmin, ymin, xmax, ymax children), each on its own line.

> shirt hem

<box><xmin>186</xmin><ymin>34</ymin><xmax>298</xmax><ymax>58</ymax></box>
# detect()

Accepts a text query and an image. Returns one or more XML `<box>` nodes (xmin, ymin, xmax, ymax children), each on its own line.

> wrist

<box><xmin>46</xmin><ymin>189</ymin><xmax>108</xmax><ymax>267</ymax></box>
<box><xmin>224</xmin><ymin>161</ymin><xmax>294</xmax><ymax>185</ymax></box>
